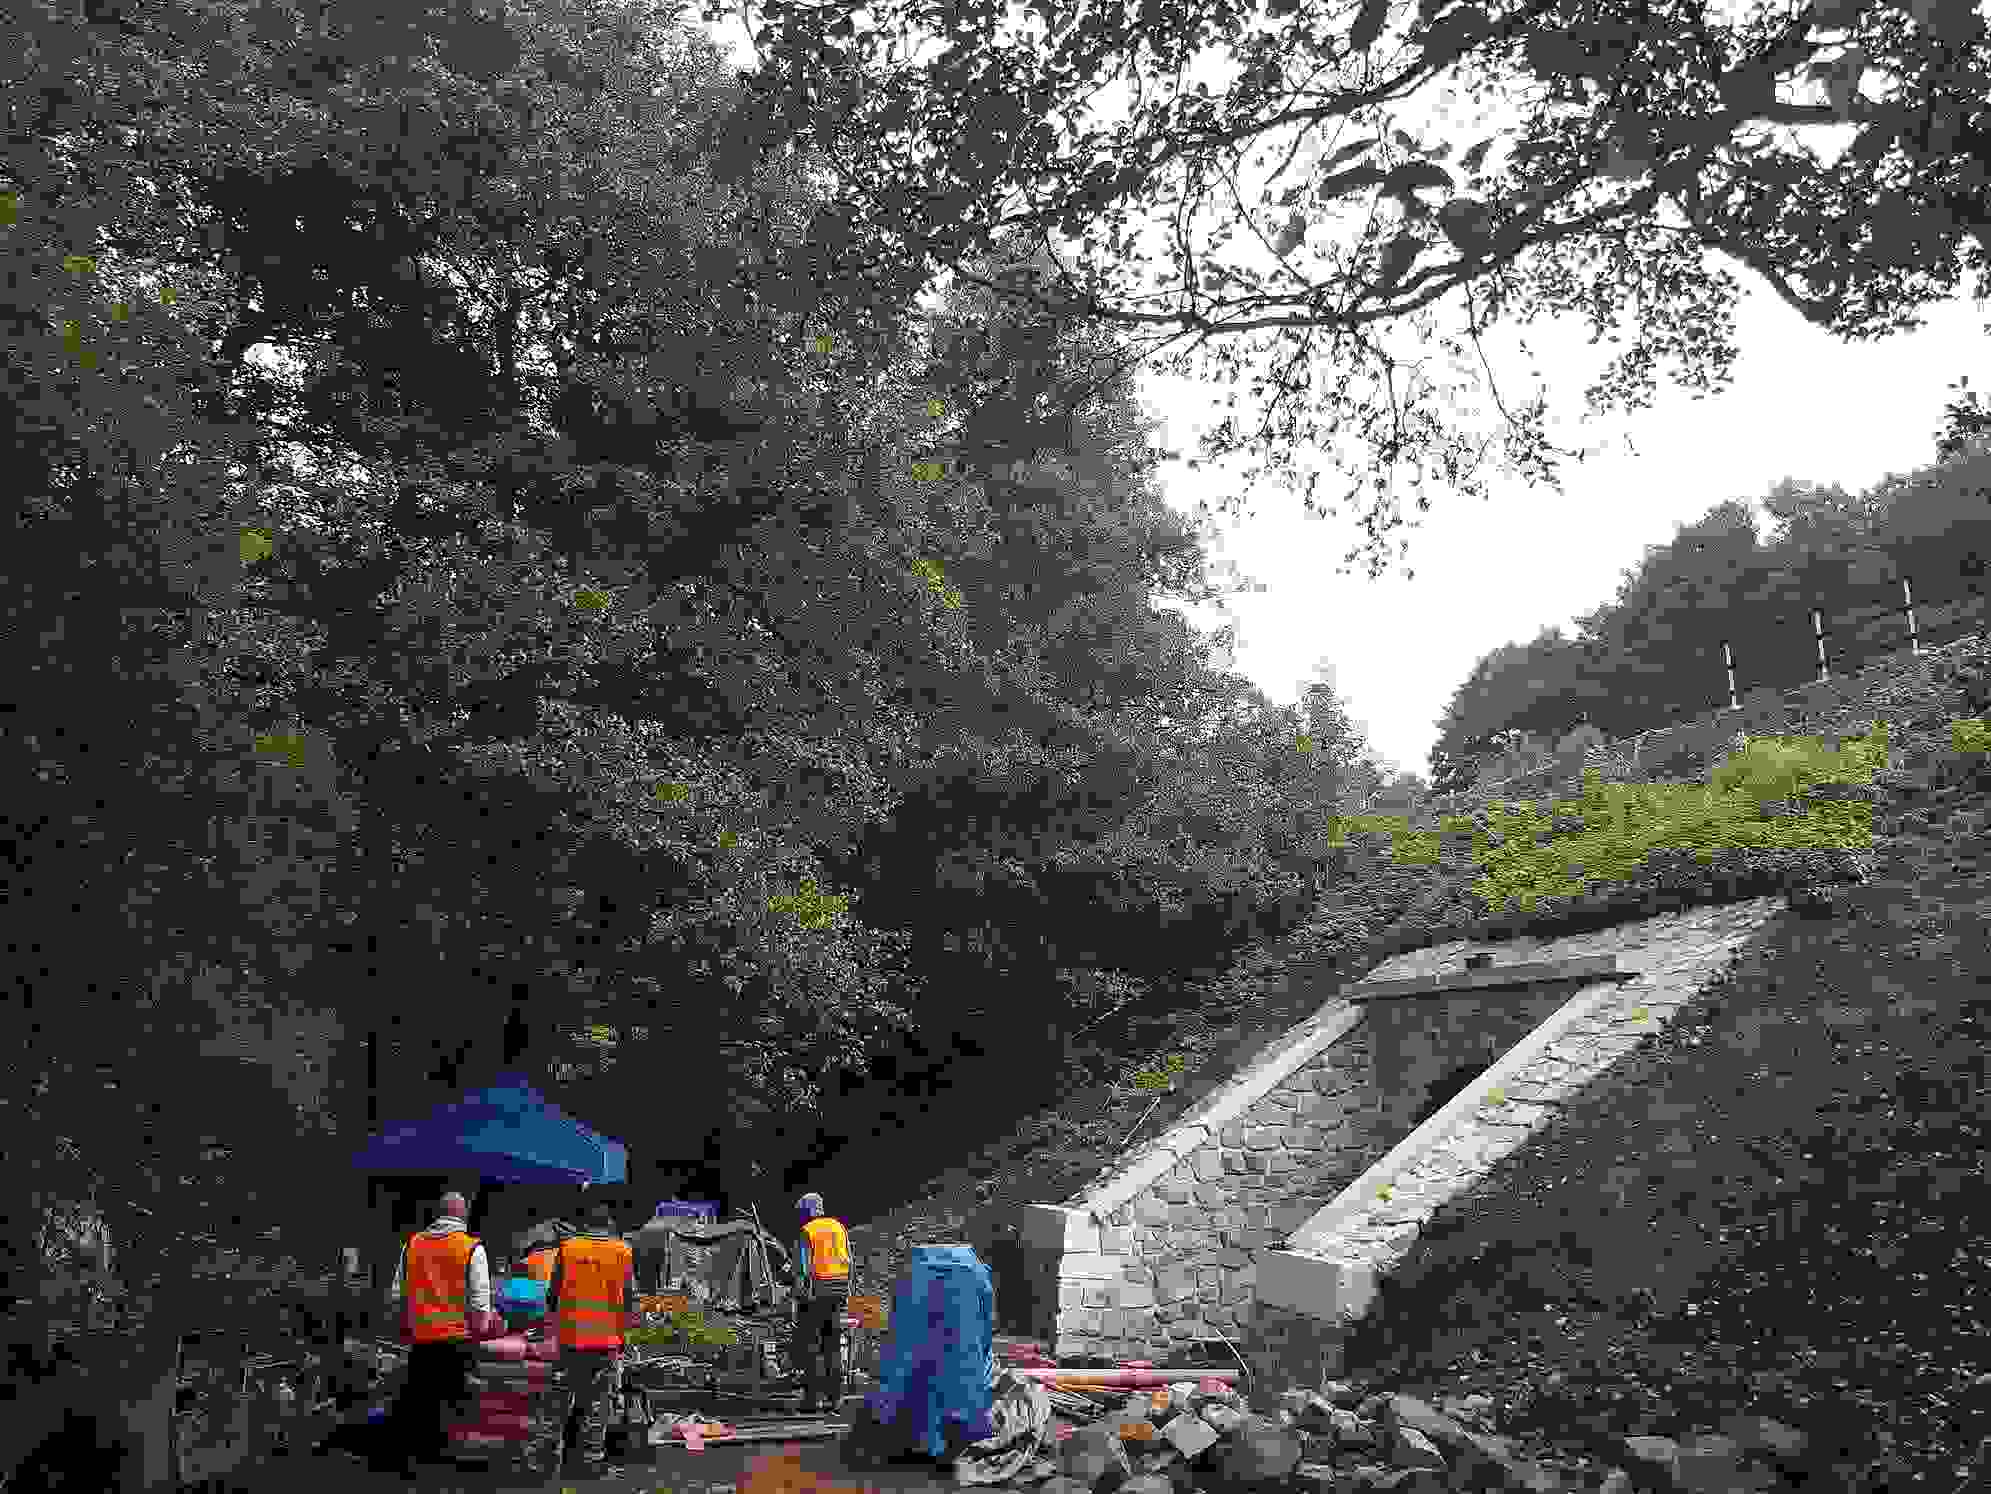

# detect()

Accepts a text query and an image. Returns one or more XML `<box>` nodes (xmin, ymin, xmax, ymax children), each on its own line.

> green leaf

<box><xmin>254</xmin><ymin>732</ymin><xmax>308</xmax><ymax>770</ymax></box>
<box><xmin>0</xmin><ymin>193</ymin><xmax>15</xmax><ymax>226</ymax></box>
<box><xmin>1419</xmin><ymin>6</ymin><xmax>1490</xmax><ymax>61</ymax></box>
<box><xmin>653</xmin><ymin>781</ymin><xmax>691</xmax><ymax>802</ymax></box>
<box><xmin>573</xmin><ymin>587</ymin><xmax>612</xmax><ymax>611</ymax></box>
<box><xmin>61</xmin><ymin>254</ymin><xmax>97</xmax><ymax>275</ymax></box>
<box><xmin>1372</xmin><ymin>229</ymin><xmax>1422</xmax><ymax>293</ymax></box>
<box><xmin>1316</xmin><ymin>165</ymin><xmax>1391</xmax><ymax>200</ymax></box>
<box><xmin>1319</xmin><ymin>137</ymin><xmax>1380</xmax><ymax>174</ymax></box>
<box><xmin>239</xmin><ymin>528</ymin><xmax>274</xmax><ymax>565</ymax></box>
<box><xmin>1348</xmin><ymin>0</ymin><xmax>1390</xmax><ymax>55</ymax></box>
<box><xmin>1438</xmin><ymin>196</ymin><xmax>1492</xmax><ymax>249</ymax></box>
<box><xmin>1383</xmin><ymin>160</ymin><xmax>1454</xmax><ymax>196</ymax></box>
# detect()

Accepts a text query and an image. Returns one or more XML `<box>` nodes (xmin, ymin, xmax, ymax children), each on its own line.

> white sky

<box><xmin>693</xmin><ymin>4</ymin><xmax>1991</xmax><ymax>780</ymax></box>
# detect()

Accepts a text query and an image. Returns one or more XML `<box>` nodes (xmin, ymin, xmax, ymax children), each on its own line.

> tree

<box><xmin>1934</xmin><ymin>374</ymin><xmax>1991</xmax><ymax>461</ymax></box>
<box><xmin>1302</xmin><ymin>674</ymin><xmax>1394</xmax><ymax>814</ymax></box>
<box><xmin>7</xmin><ymin>0</ymin><xmax>1331</xmax><ymax>1322</ymax></box>
<box><xmin>722</xmin><ymin>0</ymin><xmax>1991</xmax><ymax>576</ymax></box>
<box><xmin>1</xmin><ymin>0</ymin><xmax>942</xmax><ymax>1321</ymax></box>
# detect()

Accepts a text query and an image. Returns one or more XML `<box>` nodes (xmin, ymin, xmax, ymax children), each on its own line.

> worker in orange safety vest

<box><xmin>793</xmin><ymin>1192</ymin><xmax>851</xmax><ymax>1414</ymax></box>
<box><xmin>545</xmin><ymin>1199</ymin><xmax>638</xmax><ymax>1473</ymax></box>
<box><xmin>518</xmin><ymin>1219</ymin><xmax>573</xmax><ymax>1283</ymax></box>
<box><xmin>380</xmin><ymin>1191</ymin><xmax>502</xmax><ymax>1475</ymax></box>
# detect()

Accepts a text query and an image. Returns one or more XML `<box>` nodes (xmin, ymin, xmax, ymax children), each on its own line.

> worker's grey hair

<box><xmin>439</xmin><ymin>1192</ymin><xmax>470</xmax><ymax>1219</ymax></box>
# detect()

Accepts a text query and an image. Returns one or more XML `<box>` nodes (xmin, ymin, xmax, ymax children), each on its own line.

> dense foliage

<box><xmin>725</xmin><ymin>0</ymin><xmax>1991</xmax><ymax>575</ymax></box>
<box><xmin>1427</xmin><ymin>449</ymin><xmax>1991</xmax><ymax>781</ymax></box>
<box><xmin>0</xmin><ymin>0</ymin><xmax>1409</xmax><ymax>1324</ymax></box>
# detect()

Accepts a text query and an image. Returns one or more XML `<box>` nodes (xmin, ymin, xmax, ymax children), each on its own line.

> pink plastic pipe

<box><xmin>1007</xmin><ymin>1367</ymin><xmax>1241</xmax><ymax>1389</ymax></box>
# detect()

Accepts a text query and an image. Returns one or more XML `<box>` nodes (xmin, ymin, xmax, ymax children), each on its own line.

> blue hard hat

<box><xmin>796</xmin><ymin>1192</ymin><xmax>824</xmax><ymax>1219</ymax></box>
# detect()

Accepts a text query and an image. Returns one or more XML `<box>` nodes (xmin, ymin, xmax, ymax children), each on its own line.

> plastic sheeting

<box><xmin>626</xmin><ymin>1215</ymin><xmax>791</xmax><ymax>1309</ymax></box>
<box><xmin>864</xmin><ymin>1245</ymin><xmax>996</xmax><ymax>1460</ymax></box>
<box><xmin>953</xmin><ymin>1368</ymin><xmax>1052</xmax><ymax>1485</ymax></box>
<box><xmin>495</xmin><ymin>1277</ymin><xmax>548</xmax><ymax>1322</ymax></box>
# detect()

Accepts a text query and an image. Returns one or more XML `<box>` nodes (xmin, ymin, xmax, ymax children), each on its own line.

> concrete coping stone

<box><xmin>1342</xmin><ymin>955</ymin><xmax>1633</xmax><ymax>1002</ymax></box>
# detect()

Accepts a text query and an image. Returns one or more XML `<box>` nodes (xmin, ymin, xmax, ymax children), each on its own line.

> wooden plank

<box><xmin>1342</xmin><ymin>955</ymin><xmax>1627</xmax><ymax>1003</ymax></box>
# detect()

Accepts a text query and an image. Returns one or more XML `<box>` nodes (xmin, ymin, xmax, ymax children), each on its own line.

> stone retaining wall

<box><xmin>1020</xmin><ymin>1012</ymin><xmax>1383</xmax><ymax>1363</ymax></box>
<box><xmin>1019</xmin><ymin>897</ymin><xmax>1789</xmax><ymax>1382</ymax></box>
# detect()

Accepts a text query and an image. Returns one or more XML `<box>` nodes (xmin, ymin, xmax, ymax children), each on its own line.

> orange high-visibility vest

<box><xmin>403</xmin><ymin>1232</ymin><xmax>480</xmax><ymax>1344</ymax></box>
<box><xmin>521</xmin><ymin>1246</ymin><xmax>557</xmax><ymax>1284</ymax></box>
<box><xmin>801</xmin><ymin>1217</ymin><xmax>851</xmax><ymax>1284</ymax></box>
<box><xmin>553</xmin><ymin>1235</ymin><xmax>633</xmax><ymax>1350</ymax></box>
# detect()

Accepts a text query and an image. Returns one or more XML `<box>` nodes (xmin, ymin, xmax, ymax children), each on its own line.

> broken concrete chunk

<box><xmin>1387</xmin><ymin>1424</ymin><xmax>1447</xmax><ymax>1472</ymax></box>
<box><xmin>1160</xmin><ymin>1410</ymin><xmax>1219</xmax><ymax>1460</ymax></box>
<box><xmin>1210</xmin><ymin>1413</ymin><xmax>1304</xmax><ymax>1484</ymax></box>
<box><xmin>1055</xmin><ymin>1420</ymin><xmax>1131</xmax><ymax>1484</ymax></box>
<box><xmin>1198</xmin><ymin>1402</ymin><xmax>1245</xmax><ymax>1436</ymax></box>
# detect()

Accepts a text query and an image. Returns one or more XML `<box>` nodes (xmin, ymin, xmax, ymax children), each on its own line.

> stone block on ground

<box><xmin>1325</xmin><ymin>1407</ymin><xmax>1377</xmax><ymax>1451</ymax></box>
<box><xmin>1200</xmin><ymin>1403</ymin><xmax>1246</xmax><ymax>1436</ymax></box>
<box><xmin>1716</xmin><ymin>1415</ymin><xmax>1807</xmax><ymax>1469</ymax></box>
<box><xmin>1162</xmin><ymin>1411</ymin><xmax>1220</xmax><ymax>1460</ymax></box>
<box><xmin>1276</xmin><ymin>1390</ymin><xmax>1338</xmax><ymax>1433</ymax></box>
<box><xmin>1056</xmin><ymin>1420</ymin><xmax>1131</xmax><ymax>1484</ymax></box>
<box><xmin>1210</xmin><ymin>1413</ymin><xmax>1303</xmax><ymax>1486</ymax></box>
<box><xmin>1341</xmin><ymin>1470</ymin><xmax>1447</xmax><ymax>1492</ymax></box>
<box><xmin>1439</xmin><ymin>1393</ymin><xmax>1496</xmax><ymax>1429</ymax></box>
<box><xmin>1386</xmin><ymin>1425</ymin><xmax>1446</xmax><ymax>1473</ymax></box>
<box><xmin>1673</xmin><ymin>1431</ymin><xmax>1780</xmax><ymax>1493</ymax></box>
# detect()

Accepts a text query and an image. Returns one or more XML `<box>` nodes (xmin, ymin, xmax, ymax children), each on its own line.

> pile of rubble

<box><xmin>1003</xmin><ymin>1377</ymin><xmax>1814</xmax><ymax>1494</ymax></box>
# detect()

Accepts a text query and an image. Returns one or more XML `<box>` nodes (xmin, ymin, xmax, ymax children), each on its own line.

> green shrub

<box><xmin>1131</xmin><ymin>1053</ymin><xmax>1187</xmax><ymax>1091</ymax></box>
<box><xmin>628</xmin><ymin>1309</ymin><xmax>738</xmax><ymax>1348</ymax></box>
<box><xmin>1951</xmin><ymin>718</ymin><xmax>1991</xmax><ymax>754</ymax></box>
<box><xmin>1468</xmin><ymin>733</ymin><xmax>1880</xmax><ymax>915</ymax></box>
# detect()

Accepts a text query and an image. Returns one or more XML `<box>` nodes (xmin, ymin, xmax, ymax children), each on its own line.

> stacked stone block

<box><xmin>1041</xmin><ymin>1022</ymin><xmax>1388</xmax><ymax>1363</ymax></box>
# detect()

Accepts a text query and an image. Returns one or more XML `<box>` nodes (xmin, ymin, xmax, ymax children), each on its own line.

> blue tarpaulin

<box><xmin>865</xmin><ymin>1245</ymin><xmax>995</xmax><ymax>1459</ymax></box>
<box><xmin>653</xmin><ymin>1200</ymin><xmax>720</xmax><ymax>1221</ymax></box>
<box><xmin>351</xmin><ymin>1071</ymin><xmax>627</xmax><ymax>1185</ymax></box>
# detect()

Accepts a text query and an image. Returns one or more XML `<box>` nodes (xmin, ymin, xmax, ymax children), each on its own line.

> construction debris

<box><xmin>921</xmin><ymin>1373</ymin><xmax>1819</xmax><ymax>1494</ymax></box>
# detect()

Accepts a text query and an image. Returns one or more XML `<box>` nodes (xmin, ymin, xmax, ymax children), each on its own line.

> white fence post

<box><xmin>1903</xmin><ymin>575</ymin><xmax>1919</xmax><ymax>657</ymax></box>
<box><xmin>1721</xmin><ymin>641</ymin><xmax>1738</xmax><ymax>710</ymax></box>
<box><xmin>1812</xmin><ymin>608</ymin><xmax>1828</xmax><ymax>683</ymax></box>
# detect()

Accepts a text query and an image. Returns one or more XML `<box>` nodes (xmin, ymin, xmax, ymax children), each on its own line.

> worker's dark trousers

<box><xmin>796</xmin><ymin>1294</ymin><xmax>847</xmax><ymax>1408</ymax></box>
<box><xmin>383</xmin><ymin>1340</ymin><xmax>476</xmax><ymax>1465</ymax></box>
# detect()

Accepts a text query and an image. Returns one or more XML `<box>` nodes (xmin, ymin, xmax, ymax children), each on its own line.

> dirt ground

<box><xmin>250</xmin><ymin>1430</ymin><xmax>975</xmax><ymax>1493</ymax></box>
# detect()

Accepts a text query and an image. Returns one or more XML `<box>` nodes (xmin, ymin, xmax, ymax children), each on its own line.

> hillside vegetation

<box><xmin>846</xmin><ymin>642</ymin><xmax>1991</xmax><ymax>1492</ymax></box>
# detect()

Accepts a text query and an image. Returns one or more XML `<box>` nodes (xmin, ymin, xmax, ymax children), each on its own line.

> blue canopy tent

<box><xmin>352</xmin><ymin>1072</ymin><xmax>628</xmax><ymax>1185</ymax></box>
<box><xmin>354</xmin><ymin>1073</ymin><xmax>628</xmax><ymax>1281</ymax></box>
